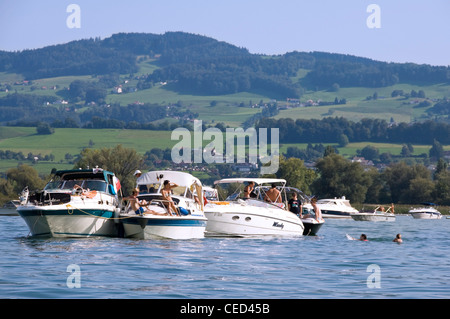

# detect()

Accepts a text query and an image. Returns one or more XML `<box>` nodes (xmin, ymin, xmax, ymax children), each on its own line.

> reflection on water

<box><xmin>1</xmin><ymin>216</ymin><xmax>449</xmax><ymax>298</ymax></box>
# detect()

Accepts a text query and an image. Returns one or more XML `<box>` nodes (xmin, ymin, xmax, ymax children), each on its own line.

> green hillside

<box><xmin>1</xmin><ymin>32</ymin><xmax>449</xmax><ymax>127</ymax></box>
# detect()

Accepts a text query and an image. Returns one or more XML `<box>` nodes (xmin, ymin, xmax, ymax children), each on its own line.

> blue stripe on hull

<box><xmin>122</xmin><ymin>218</ymin><xmax>207</xmax><ymax>227</ymax></box>
<box><xmin>18</xmin><ymin>209</ymin><xmax>115</xmax><ymax>218</ymax></box>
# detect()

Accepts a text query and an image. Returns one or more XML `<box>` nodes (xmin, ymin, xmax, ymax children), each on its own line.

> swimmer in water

<box><xmin>393</xmin><ymin>233</ymin><xmax>402</xmax><ymax>243</ymax></box>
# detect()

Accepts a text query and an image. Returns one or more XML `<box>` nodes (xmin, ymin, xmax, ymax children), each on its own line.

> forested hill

<box><xmin>1</xmin><ymin>32</ymin><xmax>449</xmax><ymax>98</ymax></box>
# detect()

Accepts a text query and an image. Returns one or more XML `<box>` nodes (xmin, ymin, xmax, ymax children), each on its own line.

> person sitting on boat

<box><xmin>161</xmin><ymin>180</ymin><xmax>180</xmax><ymax>216</ymax></box>
<box><xmin>264</xmin><ymin>184</ymin><xmax>282</xmax><ymax>203</ymax></box>
<box><xmin>288</xmin><ymin>193</ymin><xmax>302</xmax><ymax>217</ymax></box>
<box><xmin>127</xmin><ymin>189</ymin><xmax>167</xmax><ymax>216</ymax></box>
<box><xmin>243</xmin><ymin>181</ymin><xmax>255</xmax><ymax>199</ymax></box>
<box><xmin>310</xmin><ymin>196</ymin><xmax>324</xmax><ymax>222</ymax></box>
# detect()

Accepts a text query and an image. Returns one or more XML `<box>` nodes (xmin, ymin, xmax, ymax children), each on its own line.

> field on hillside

<box><xmin>2</xmin><ymin>126</ymin><xmax>449</xmax><ymax>175</ymax></box>
<box><xmin>2</xmin><ymin>57</ymin><xmax>450</xmax><ymax>127</ymax></box>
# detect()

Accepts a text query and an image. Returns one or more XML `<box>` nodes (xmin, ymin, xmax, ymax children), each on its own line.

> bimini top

<box><xmin>136</xmin><ymin>170</ymin><xmax>202</xmax><ymax>187</ymax></box>
<box><xmin>214</xmin><ymin>178</ymin><xmax>286</xmax><ymax>185</ymax></box>
<box><xmin>54</xmin><ymin>168</ymin><xmax>115</xmax><ymax>181</ymax></box>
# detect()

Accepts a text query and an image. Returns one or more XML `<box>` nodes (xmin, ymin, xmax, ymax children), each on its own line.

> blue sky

<box><xmin>0</xmin><ymin>0</ymin><xmax>449</xmax><ymax>66</ymax></box>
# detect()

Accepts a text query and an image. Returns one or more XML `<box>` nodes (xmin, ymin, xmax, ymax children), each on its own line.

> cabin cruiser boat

<box><xmin>120</xmin><ymin>171</ymin><xmax>207</xmax><ymax>239</ymax></box>
<box><xmin>204</xmin><ymin>178</ymin><xmax>304</xmax><ymax>237</ymax></box>
<box><xmin>17</xmin><ymin>168</ymin><xmax>122</xmax><ymax>237</ymax></box>
<box><xmin>409</xmin><ymin>203</ymin><xmax>442</xmax><ymax>219</ymax></box>
<box><xmin>351</xmin><ymin>205</ymin><xmax>395</xmax><ymax>222</ymax></box>
<box><xmin>316</xmin><ymin>196</ymin><xmax>359</xmax><ymax>219</ymax></box>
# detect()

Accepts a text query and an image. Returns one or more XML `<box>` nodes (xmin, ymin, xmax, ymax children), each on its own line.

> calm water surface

<box><xmin>1</xmin><ymin>215</ymin><xmax>449</xmax><ymax>299</ymax></box>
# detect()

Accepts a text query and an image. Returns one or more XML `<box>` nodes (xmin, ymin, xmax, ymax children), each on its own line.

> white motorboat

<box><xmin>409</xmin><ymin>203</ymin><xmax>442</xmax><ymax>219</ymax></box>
<box><xmin>316</xmin><ymin>196</ymin><xmax>359</xmax><ymax>219</ymax></box>
<box><xmin>351</xmin><ymin>205</ymin><xmax>395</xmax><ymax>222</ymax></box>
<box><xmin>120</xmin><ymin>171</ymin><xmax>207</xmax><ymax>239</ymax></box>
<box><xmin>17</xmin><ymin>168</ymin><xmax>122</xmax><ymax>237</ymax></box>
<box><xmin>204</xmin><ymin>178</ymin><xmax>304</xmax><ymax>237</ymax></box>
<box><xmin>0</xmin><ymin>200</ymin><xmax>19</xmax><ymax>216</ymax></box>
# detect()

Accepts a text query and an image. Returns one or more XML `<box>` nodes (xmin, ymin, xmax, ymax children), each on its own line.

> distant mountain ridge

<box><xmin>1</xmin><ymin>32</ymin><xmax>449</xmax><ymax>98</ymax></box>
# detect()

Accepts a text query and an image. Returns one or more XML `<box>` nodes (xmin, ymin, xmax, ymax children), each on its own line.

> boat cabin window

<box><xmin>171</xmin><ymin>186</ymin><xmax>187</xmax><ymax>197</ymax></box>
<box><xmin>61</xmin><ymin>180</ymin><xmax>80</xmax><ymax>190</ymax></box>
<box><xmin>44</xmin><ymin>180</ymin><xmax>63</xmax><ymax>190</ymax></box>
<box><xmin>137</xmin><ymin>183</ymin><xmax>160</xmax><ymax>194</ymax></box>
<box><xmin>84</xmin><ymin>180</ymin><xmax>107</xmax><ymax>192</ymax></box>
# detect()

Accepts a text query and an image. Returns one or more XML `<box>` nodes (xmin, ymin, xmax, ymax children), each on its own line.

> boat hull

<box><xmin>17</xmin><ymin>206</ymin><xmax>120</xmax><ymax>237</ymax></box>
<box><xmin>121</xmin><ymin>215</ymin><xmax>207</xmax><ymax>239</ymax></box>
<box><xmin>319</xmin><ymin>210</ymin><xmax>353</xmax><ymax>219</ymax></box>
<box><xmin>302</xmin><ymin>219</ymin><xmax>324</xmax><ymax>235</ymax></box>
<box><xmin>204</xmin><ymin>203</ymin><xmax>304</xmax><ymax>237</ymax></box>
<box><xmin>410</xmin><ymin>212</ymin><xmax>442</xmax><ymax>219</ymax></box>
<box><xmin>351</xmin><ymin>213</ymin><xmax>395</xmax><ymax>222</ymax></box>
<box><xmin>0</xmin><ymin>208</ymin><xmax>18</xmax><ymax>216</ymax></box>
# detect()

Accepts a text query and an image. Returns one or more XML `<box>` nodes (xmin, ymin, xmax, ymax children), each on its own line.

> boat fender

<box><xmin>179</xmin><ymin>207</ymin><xmax>190</xmax><ymax>216</ymax></box>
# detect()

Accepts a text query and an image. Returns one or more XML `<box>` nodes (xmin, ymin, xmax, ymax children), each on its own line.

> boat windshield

<box><xmin>44</xmin><ymin>179</ymin><xmax>107</xmax><ymax>192</ymax></box>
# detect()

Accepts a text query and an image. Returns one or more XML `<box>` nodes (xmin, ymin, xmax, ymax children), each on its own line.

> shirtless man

<box><xmin>264</xmin><ymin>184</ymin><xmax>281</xmax><ymax>203</ymax></box>
<box><xmin>161</xmin><ymin>180</ymin><xmax>179</xmax><ymax>216</ymax></box>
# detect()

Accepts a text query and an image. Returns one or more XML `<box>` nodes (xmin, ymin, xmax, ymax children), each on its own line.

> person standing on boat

<box><xmin>264</xmin><ymin>184</ymin><xmax>282</xmax><ymax>203</ymax></box>
<box><xmin>310</xmin><ymin>196</ymin><xmax>324</xmax><ymax>222</ymax></box>
<box><xmin>288</xmin><ymin>193</ymin><xmax>302</xmax><ymax>217</ymax></box>
<box><xmin>161</xmin><ymin>180</ymin><xmax>180</xmax><ymax>216</ymax></box>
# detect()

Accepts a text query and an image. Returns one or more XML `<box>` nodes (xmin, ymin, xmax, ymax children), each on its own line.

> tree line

<box><xmin>2</xmin><ymin>146</ymin><xmax>449</xmax><ymax>207</ymax></box>
<box><xmin>255</xmin><ymin>117</ymin><xmax>450</xmax><ymax>145</ymax></box>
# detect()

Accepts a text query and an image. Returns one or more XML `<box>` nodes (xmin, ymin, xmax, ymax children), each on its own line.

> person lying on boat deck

<box><xmin>264</xmin><ymin>184</ymin><xmax>282</xmax><ymax>203</ymax></box>
<box><xmin>288</xmin><ymin>193</ymin><xmax>302</xmax><ymax>217</ymax></box>
<box><xmin>73</xmin><ymin>184</ymin><xmax>87</xmax><ymax>195</ymax></box>
<box><xmin>161</xmin><ymin>180</ymin><xmax>180</xmax><ymax>216</ymax></box>
<box><xmin>243</xmin><ymin>181</ymin><xmax>255</xmax><ymax>199</ymax></box>
<box><xmin>310</xmin><ymin>197</ymin><xmax>324</xmax><ymax>222</ymax></box>
<box><xmin>127</xmin><ymin>189</ymin><xmax>167</xmax><ymax>216</ymax></box>
<box><xmin>393</xmin><ymin>233</ymin><xmax>402</xmax><ymax>243</ymax></box>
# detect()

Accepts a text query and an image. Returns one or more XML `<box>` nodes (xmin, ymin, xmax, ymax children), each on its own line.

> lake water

<box><xmin>1</xmin><ymin>215</ymin><xmax>449</xmax><ymax>300</ymax></box>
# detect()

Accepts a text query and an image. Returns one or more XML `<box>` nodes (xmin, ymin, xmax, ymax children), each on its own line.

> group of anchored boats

<box><xmin>3</xmin><ymin>168</ymin><xmax>445</xmax><ymax>239</ymax></box>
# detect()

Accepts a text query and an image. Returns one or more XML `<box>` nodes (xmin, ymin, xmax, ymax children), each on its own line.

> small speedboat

<box><xmin>351</xmin><ymin>205</ymin><xmax>395</xmax><ymax>222</ymax></box>
<box><xmin>17</xmin><ymin>168</ymin><xmax>123</xmax><ymax>237</ymax></box>
<box><xmin>409</xmin><ymin>203</ymin><xmax>442</xmax><ymax>219</ymax></box>
<box><xmin>204</xmin><ymin>178</ymin><xmax>304</xmax><ymax>237</ymax></box>
<box><xmin>120</xmin><ymin>171</ymin><xmax>207</xmax><ymax>239</ymax></box>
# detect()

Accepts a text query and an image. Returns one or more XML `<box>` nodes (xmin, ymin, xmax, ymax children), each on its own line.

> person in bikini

<box><xmin>161</xmin><ymin>180</ymin><xmax>180</xmax><ymax>216</ymax></box>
